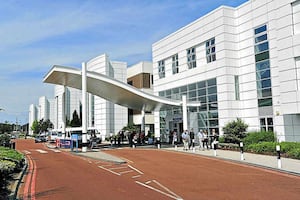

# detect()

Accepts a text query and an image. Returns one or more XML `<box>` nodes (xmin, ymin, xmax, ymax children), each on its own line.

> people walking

<box><xmin>203</xmin><ymin>130</ymin><xmax>209</xmax><ymax>149</ymax></box>
<box><xmin>181</xmin><ymin>130</ymin><xmax>189</xmax><ymax>151</ymax></box>
<box><xmin>198</xmin><ymin>129</ymin><xmax>204</xmax><ymax>150</ymax></box>
<box><xmin>172</xmin><ymin>130</ymin><xmax>178</xmax><ymax>146</ymax></box>
<box><xmin>189</xmin><ymin>128</ymin><xmax>195</xmax><ymax>150</ymax></box>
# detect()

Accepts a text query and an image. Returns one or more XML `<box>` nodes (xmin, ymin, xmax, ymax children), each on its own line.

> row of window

<box><xmin>158</xmin><ymin>38</ymin><xmax>216</xmax><ymax>79</ymax></box>
<box><xmin>254</xmin><ymin>24</ymin><xmax>273</xmax><ymax>107</ymax></box>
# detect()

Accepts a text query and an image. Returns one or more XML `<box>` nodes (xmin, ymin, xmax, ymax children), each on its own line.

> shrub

<box><xmin>279</xmin><ymin>142</ymin><xmax>300</xmax><ymax>154</ymax></box>
<box><xmin>286</xmin><ymin>148</ymin><xmax>300</xmax><ymax>159</ymax></box>
<box><xmin>222</xmin><ymin>118</ymin><xmax>248</xmax><ymax>144</ymax></box>
<box><xmin>243</xmin><ymin>131</ymin><xmax>275</xmax><ymax>146</ymax></box>
<box><xmin>246</xmin><ymin>142</ymin><xmax>277</xmax><ymax>155</ymax></box>
<box><xmin>0</xmin><ymin>160</ymin><xmax>16</xmax><ymax>190</ymax></box>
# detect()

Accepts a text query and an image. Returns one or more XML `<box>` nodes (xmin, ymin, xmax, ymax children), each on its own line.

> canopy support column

<box><xmin>182</xmin><ymin>95</ymin><xmax>188</xmax><ymax>131</ymax></box>
<box><xmin>82</xmin><ymin>62</ymin><xmax>88</xmax><ymax>153</ymax></box>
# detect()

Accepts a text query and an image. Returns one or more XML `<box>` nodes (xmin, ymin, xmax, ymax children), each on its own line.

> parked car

<box><xmin>35</xmin><ymin>135</ymin><xmax>47</xmax><ymax>143</ymax></box>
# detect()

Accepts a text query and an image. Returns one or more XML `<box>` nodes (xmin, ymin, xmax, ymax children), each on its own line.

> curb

<box><xmin>8</xmin><ymin>157</ymin><xmax>28</xmax><ymax>200</ymax></box>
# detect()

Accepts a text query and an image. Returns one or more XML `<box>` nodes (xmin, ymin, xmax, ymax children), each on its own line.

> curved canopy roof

<box><xmin>43</xmin><ymin>65</ymin><xmax>200</xmax><ymax>112</ymax></box>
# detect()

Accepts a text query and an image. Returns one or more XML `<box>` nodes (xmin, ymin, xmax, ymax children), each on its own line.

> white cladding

<box><xmin>87</xmin><ymin>54</ymin><xmax>128</xmax><ymax>137</ymax></box>
<box><xmin>152</xmin><ymin>0</ymin><xmax>300</xmax><ymax>141</ymax></box>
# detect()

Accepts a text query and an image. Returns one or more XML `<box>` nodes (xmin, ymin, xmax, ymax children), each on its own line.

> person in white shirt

<box><xmin>198</xmin><ymin>129</ymin><xmax>204</xmax><ymax>150</ymax></box>
<box><xmin>181</xmin><ymin>130</ymin><xmax>189</xmax><ymax>151</ymax></box>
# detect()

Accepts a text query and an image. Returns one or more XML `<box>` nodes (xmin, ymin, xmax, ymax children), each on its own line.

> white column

<box><xmin>141</xmin><ymin>108</ymin><xmax>145</xmax><ymax>134</ymax></box>
<box><xmin>82</xmin><ymin>62</ymin><xmax>88</xmax><ymax>153</ymax></box>
<box><xmin>182</xmin><ymin>95</ymin><xmax>188</xmax><ymax>131</ymax></box>
<box><xmin>62</xmin><ymin>86</ymin><xmax>66</xmax><ymax>134</ymax></box>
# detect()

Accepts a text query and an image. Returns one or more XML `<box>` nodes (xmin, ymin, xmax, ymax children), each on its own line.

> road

<box><xmin>16</xmin><ymin>139</ymin><xmax>171</xmax><ymax>200</ymax></box>
<box><xmin>16</xmin><ymin>139</ymin><xmax>300</xmax><ymax>200</ymax></box>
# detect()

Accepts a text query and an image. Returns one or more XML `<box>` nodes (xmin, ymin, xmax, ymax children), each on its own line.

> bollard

<box><xmin>276</xmin><ymin>145</ymin><xmax>281</xmax><ymax>169</ymax></box>
<box><xmin>157</xmin><ymin>138</ymin><xmax>161</xmax><ymax>149</ymax></box>
<box><xmin>213</xmin><ymin>141</ymin><xmax>217</xmax><ymax>156</ymax></box>
<box><xmin>240</xmin><ymin>142</ymin><xmax>244</xmax><ymax>160</ymax></box>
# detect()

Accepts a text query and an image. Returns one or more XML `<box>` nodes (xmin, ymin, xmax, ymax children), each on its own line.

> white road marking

<box><xmin>48</xmin><ymin>149</ymin><xmax>61</xmax><ymax>153</ymax></box>
<box><xmin>119</xmin><ymin>170</ymin><xmax>134</xmax><ymax>174</ymax></box>
<box><xmin>23</xmin><ymin>150</ymin><xmax>31</xmax><ymax>155</ymax></box>
<box><xmin>109</xmin><ymin>166</ymin><xmax>128</xmax><ymax>170</ymax></box>
<box><xmin>152</xmin><ymin>180</ymin><xmax>182</xmax><ymax>199</ymax></box>
<box><xmin>128</xmin><ymin>165</ymin><xmax>144</xmax><ymax>175</ymax></box>
<box><xmin>135</xmin><ymin>181</ymin><xmax>183</xmax><ymax>200</ymax></box>
<box><xmin>36</xmin><ymin>149</ymin><xmax>48</xmax><ymax>154</ymax></box>
<box><xmin>98</xmin><ymin>166</ymin><xmax>121</xmax><ymax>176</ymax></box>
<box><xmin>132</xmin><ymin>175</ymin><xmax>141</xmax><ymax>179</ymax></box>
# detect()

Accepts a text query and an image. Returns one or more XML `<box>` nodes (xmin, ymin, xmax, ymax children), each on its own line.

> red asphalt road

<box><xmin>16</xmin><ymin>139</ymin><xmax>170</xmax><ymax>200</ymax></box>
<box><xmin>16</xmin><ymin>139</ymin><xmax>300</xmax><ymax>200</ymax></box>
<box><xmin>106</xmin><ymin>148</ymin><xmax>300</xmax><ymax>200</ymax></box>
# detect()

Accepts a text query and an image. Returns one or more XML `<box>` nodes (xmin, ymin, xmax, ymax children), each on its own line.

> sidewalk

<box><xmin>163</xmin><ymin>146</ymin><xmax>300</xmax><ymax>175</ymax></box>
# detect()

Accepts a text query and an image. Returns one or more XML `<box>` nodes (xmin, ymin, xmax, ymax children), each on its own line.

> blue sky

<box><xmin>0</xmin><ymin>0</ymin><xmax>248</xmax><ymax>125</ymax></box>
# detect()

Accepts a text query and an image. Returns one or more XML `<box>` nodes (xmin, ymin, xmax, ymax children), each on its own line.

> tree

<box><xmin>31</xmin><ymin>119</ymin><xmax>53</xmax><ymax>135</ymax></box>
<box><xmin>31</xmin><ymin>120</ymin><xmax>39</xmax><ymax>134</ymax></box>
<box><xmin>222</xmin><ymin>118</ymin><xmax>248</xmax><ymax>144</ymax></box>
<box><xmin>70</xmin><ymin>110</ymin><xmax>81</xmax><ymax>127</ymax></box>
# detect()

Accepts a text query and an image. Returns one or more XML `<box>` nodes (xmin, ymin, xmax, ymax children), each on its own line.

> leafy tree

<box><xmin>70</xmin><ymin>110</ymin><xmax>81</xmax><ymax>127</ymax></box>
<box><xmin>0</xmin><ymin>122</ymin><xmax>13</xmax><ymax>134</ymax></box>
<box><xmin>31</xmin><ymin>119</ymin><xmax>53</xmax><ymax>134</ymax></box>
<box><xmin>222</xmin><ymin>118</ymin><xmax>248</xmax><ymax>144</ymax></box>
<box><xmin>122</xmin><ymin>123</ymin><xmax>138</xmax><ymax>133</ymax></box>
<box><xmin>39</xmin><ymin>119</ymin><xmax>53</xmax><ymax>132</ymax></box>
<box><xmin>31</xmin><ymin>120</ymin><xmax>39</xmax><ymax>134</ymax></box>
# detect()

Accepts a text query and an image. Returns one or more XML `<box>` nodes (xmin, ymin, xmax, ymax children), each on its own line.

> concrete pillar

<box><xmin>141</xmin><ymin>108</ymin><xmax>145</xmax><ymax>134</ymax></box>
<box><xmin>182</xmin><ymin>95</ymin><xmax>188</xmax><ymax>131</ymax></box>
<box><xmin>82</xmin><ymin>62</ymin><xmax>88</xmax><ymax>153</ymax></box>
<box><xmin>62</xmin><ymin>86</ymin><xmax>66</xmax><ymax>134</ymax></box>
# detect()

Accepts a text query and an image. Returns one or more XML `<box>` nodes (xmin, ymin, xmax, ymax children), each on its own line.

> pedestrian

<box><xmin>181</xmin><ymin>130</ymin><xmax>189</xmax><ymax>151</ymax></box>
<box><xmin>203</xmin><ymin>130</ymin><xmax>209</xmax><ymax>149</ymax></box>
<box><xmin>189</xmin><ymin>128</ymin><xmax>195</xmax><ymax>150</ymax></box>
<box><xmin>172</xmin><ymin>130</ymin><xmax>177</xmax><ymax>146</ymax></box>
<box><xmin>198</xmin><ymin>129</ymin><xmax>204</xmax><ymax>150</ymax></box>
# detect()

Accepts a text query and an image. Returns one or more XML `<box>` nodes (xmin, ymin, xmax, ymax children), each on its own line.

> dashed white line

<box><xmin>119</xmin><ymin>170</ymin><xmax>134</xmax><ymax>174</ymax></box>
<box><xmin>98</xmin><ymin>166</ymin><xmax>121</xmax><ymax>176</ymax></box>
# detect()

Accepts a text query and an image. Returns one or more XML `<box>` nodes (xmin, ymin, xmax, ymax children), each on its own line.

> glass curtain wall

<box><xmin>159</xmin><ymin>78</ymin><xmax>218</xmax><ymax>138</ymax></box>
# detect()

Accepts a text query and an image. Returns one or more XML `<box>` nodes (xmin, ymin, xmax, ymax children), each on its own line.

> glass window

<box><xmin>256</xmin><ymin>69</ymin><xmax>270</xmax><ymax>80</ymax></box>
<box><xmin>172</xmin><ymin>54</ymin><xmax>179</xmax><ymax>74</ymax></box>
<box><xmin>235</xmin><ymin>75</ymin><xmax>240</xmax><ymax>100</ymax></box>
<box><xmin>188</xmin><ymin>83</ymin><xmax>196</xmax><ymax>90</ymax></box>
<box><xmin>208</xmin><ymin>95</ymin><xmax>217</xmax><ymax>103</ymax></box>
<box><xmin>172</xmin><ymin>88</ymin><xmax>179</xmax><ymax>94</ymax></box>
<box><xmin>166</xmin><ymin>89</ymin><xmax>171</xmax><ymax>96</ymax></box>
<box><xmin>208</xmin><ymin>111</ymin><xmax>218</xmax><ymax>119</ymax></box>
<box><xmin>158</xmin><ymin>60</ymin><xmax>165</xmax><ymax>78</ymax></box>
<box><xmin>260</xmin><ymin>118</ymin><xmax>266</xmax><ymax>126</ymax></box>
<box><xmin>255</xmin><ymin>51</ymin><xmax>269</xmax><ymax>62</ymax></box>
<box><xmin>187</xmin><ymin>47</ymin><xmax>197</xmax><ymax>69</ymax></box>
<box><xmin>207</xmin><ymin>86</ymin><xmax>217</xmax><ymax>94</ymax></box>
<box><xmin>255</xmin><ymin>25</ymin><xmax>267</xmax><ymax>35</ymax></box>
<box><xmin>198</xmin><ymin>89</ymin><xmax>206</xmax><ymax>96</ymax></box>
<box><xmin>189</xmin><ymin>90</ymin><xmax>197</xmax><ymax>99</ymax></box>
<box><xmin>206</xmin><ymin>38</ymin><xmax>216</xmax><ymax>63</ymax></box>
<box><xmin>255</xmin><ymin>42</ymin><xmax>269</xmax><ymax>54</ymax></box>
<box><xmin>198</xmin><ymin>96</ymin><xmax>207</xmax><ymax>104</ymax></box>
<box><xmin>255</xmin><ymin>34</ymin><xmax>268</xmax><ymax>43</ymax></box>
<box><xmin>258</xmin><ymin>98</ymin><xmax>272</xmax><ymax>107</ymax></box>
<box><xmin>257</xmin><ymin>88</ymin><xmax>272</xmax><ymax>98</ymax></box>
<box><xmin>256</xmin><ymin>60</ymin><xmax>270</xmax><ymax>71</ymax></box>
<box><xmin>180</xmin><ymin>86</ymin><xmax>187</xmax><ymax>93</ymax></box>
<box><xmin>159</xmin><ymin>91</ymin><xmax>165</xmax><ymax>97</ymax></box>
<box><xmin>199</xmin><ymin>104</ymin><xmax>207</xmax><ymax>111</ymax></box>
<box><xmin>198</xmin><ymin>81</ymin><xmax>206</xmax><ymax>88</ymax></box>
<box><xmin>208</xmin><ymin>103</ymin><xmax>218</xmax><ymax>110</ymax></box>
<box><xmin>207</xmin><ymin>78</ymin><xmax>217</xmax><ymax>86</ymax></box>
